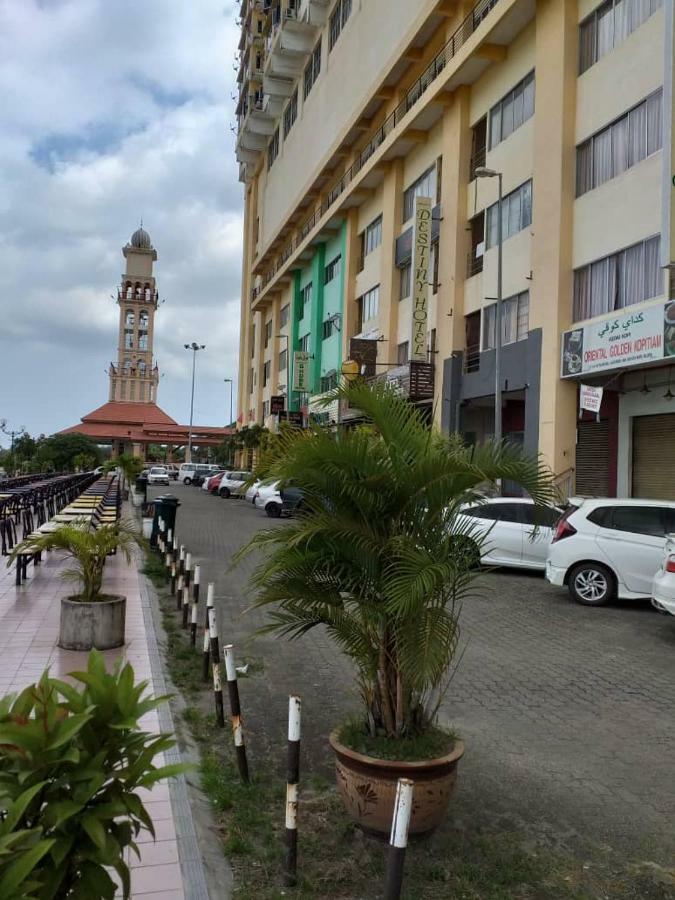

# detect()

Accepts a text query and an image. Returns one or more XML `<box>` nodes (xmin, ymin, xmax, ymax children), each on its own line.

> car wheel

<box><xmin>219</xmin><ymin>487</ymin><xmax>231</xmax><ymax>499</ymax></box>
<box><xmin>568</xmin><ymin>562</ymin><xmax>615</xmax><ymax>606</ymax></box>
<box><xmin>266</xmin><ymin>503</ymin><xmax>281</xmax><ymax>518</ymax></box>
<box><xmin>183</xmin><ymin>478</ymin><xmax>192</xmax><ymax>485</ymax></box>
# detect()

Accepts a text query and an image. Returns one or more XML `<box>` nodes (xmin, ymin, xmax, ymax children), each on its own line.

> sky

<box><xmin>0</xmin><ymin>0</ymin><xmax>243</xmax><ymax>447</ymax></box>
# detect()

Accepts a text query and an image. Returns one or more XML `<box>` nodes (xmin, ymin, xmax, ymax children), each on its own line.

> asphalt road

<box><xmin>152</xmin><ymin>482</ymin><xmax>675</xmax><ymax>866</ymax></box>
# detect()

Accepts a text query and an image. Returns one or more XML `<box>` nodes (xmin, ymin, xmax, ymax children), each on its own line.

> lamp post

<box><xmin>474</xmin><ymin>167</ymin><xmax>503</xmax><ymax>448</ymax></box>
<box><xmin>184</xmin><ymin>342</ymin><xmax>206</xmax><ymax>463</ymax></box>
<box><xmin>223</xmin><ymin>378</ymin><xmax>234</xmax><ymax>427</ymax></box>
<box><xmin>276</xmin><ymin>334</ymin><xmax>291</xmax><ymax>412</ymax></box>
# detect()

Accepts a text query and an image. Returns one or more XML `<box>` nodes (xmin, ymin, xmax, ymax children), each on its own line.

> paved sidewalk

<box><xmin>0</xmin><ymin>536</ymin><xmax>210</xmax><ymax>900</ymax></box>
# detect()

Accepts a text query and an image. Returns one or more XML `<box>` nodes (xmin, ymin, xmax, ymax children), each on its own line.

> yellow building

<box><xmin>235</xmin><ymin>0</ymin><xmax>672</xmax><ymax>498</ymax></box>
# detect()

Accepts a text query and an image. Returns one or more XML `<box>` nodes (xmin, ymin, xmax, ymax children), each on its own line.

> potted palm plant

<box><xmin>238</xmin><ymin>382</ymin><xmax>554</xmax><ymax>835</ymax></box>
<box><xmin>8</xmin><ymin>521</ymin><xmax>141</xmax><ymax>650</ymax></box>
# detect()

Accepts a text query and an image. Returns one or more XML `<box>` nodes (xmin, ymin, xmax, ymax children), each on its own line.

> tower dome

<box><xmin>130</xmin><ymin>225</ymin><xmax>152</xmax><ymax>249</ymax></box>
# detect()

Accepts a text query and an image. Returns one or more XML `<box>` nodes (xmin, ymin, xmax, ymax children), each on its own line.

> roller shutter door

<box><xmin>632</xmin><ymin>414</ymin><xmax>675</xmax><ymax>500</ymax></box>
<box><xmin>575</xmin><ymin>420</ymin><xmax>609</xmax><ymax>496</ymax></box>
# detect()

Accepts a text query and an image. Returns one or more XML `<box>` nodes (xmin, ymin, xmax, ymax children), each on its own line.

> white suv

<box><xmin>546</xmin><ymin>498</ymin><xmax>675</xmax><ymax>606</ymax></box>
<box><xmin>218</xmin><ymin>471</ymin><xmax>252</xmax><ymax>498</ymax></box>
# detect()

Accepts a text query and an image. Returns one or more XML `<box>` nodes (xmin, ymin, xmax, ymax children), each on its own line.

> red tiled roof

<box><xmin>81</xmin><ymin>401</ymin><xmax>177</xmax><ymax>426</ymax></box>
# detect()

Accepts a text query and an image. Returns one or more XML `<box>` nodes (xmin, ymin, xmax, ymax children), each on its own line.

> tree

<box><xmin>238</xmin><ymin>382</ymin><xmax>555</xmax><ymax>743</ymax></box>
<box><xmin>35</xmin><ymin>434</ymin><xmax>102</xmax><ymax>472</ymax></box>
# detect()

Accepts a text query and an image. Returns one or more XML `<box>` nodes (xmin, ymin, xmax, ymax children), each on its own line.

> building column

<box><xmin>436</xmin><ymin>86</ymin><xmax>471</xmax><ymax>431</ymax></box>
<box><xmin>309</xmin><ymin>244</ymin><xmax>327</xmax><ymax>394</ymax></box>
<box><xmin>530</xmin><ymin>0</ymin><xmax>578</xmax><ymax>477</ymax></box>
<box><xmin>379</xmin><ymin>160</ymin><xmax>404</xmax><ymax>366</ymax></box>
<box><xmin>342</xmin><ymin>208</ymin><xmax>361</xmax><ymax>364</ymax></box>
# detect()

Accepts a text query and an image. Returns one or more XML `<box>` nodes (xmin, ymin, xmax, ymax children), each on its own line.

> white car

<box><xmin>254</xmin><ymin>481</ymin><xmax>282</xmax><ymax>516</ymax></box>
<box><xmin>218</xmin><ymin>471</ymin><xmax>252</xmax><ymax>498</ymax></box>
<box><xmin>455</xmin><ymin>498</ymin><xmax>561</xmax><ymax>571</ymax></box>
<box><xmin>245</xmin><ymin>479</ymin><xmax>262</xmax><ymax>503</ymax></box>
<box><xmin>546</xmin><ymin>498</ymin><xmax>675</xmax><ymax>606</ymax></box>
<box><xmin>651</xmin><ymin>535</ymin><xmax>675</xmax><ymax>616</ymax></box>
<box><xmin>147</xmin><ymin>466</ymin><xmax>170</xmax><ymax>485</ymax></box>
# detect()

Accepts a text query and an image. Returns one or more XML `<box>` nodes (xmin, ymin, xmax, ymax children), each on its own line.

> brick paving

<box><xmin>0</xmin><ymin>517</ymin><xmax>209</xmax><ymax>900</ymax></box>
<box><xmin>162</xmin><ymin>482</ymin><xmax>675</xmax><ymax>868</ymax></box>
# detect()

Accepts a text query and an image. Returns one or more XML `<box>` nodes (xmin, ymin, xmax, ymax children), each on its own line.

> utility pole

<box><xmin>184</xmin><ymin>343</ymin><xmax>206</xmax><ymax>463</ymax></box>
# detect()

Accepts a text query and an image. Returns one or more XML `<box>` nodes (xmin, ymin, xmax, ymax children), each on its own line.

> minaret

<box><xmin>109</xmin><ymin>226</ymin><xmax>160</xmax><ymax>404</ymax></box>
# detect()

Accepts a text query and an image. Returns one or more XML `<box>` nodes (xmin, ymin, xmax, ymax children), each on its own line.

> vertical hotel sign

<box><xmin>410</xmin><ymin>196</ymin><xmax>432</xmax><ymax>361</ymax></box>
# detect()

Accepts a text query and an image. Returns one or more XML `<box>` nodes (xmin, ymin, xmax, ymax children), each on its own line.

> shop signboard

<box><xmin>293</xmin><ymin>351</ymin><xmax>311</xmax><ymax>391</ymax></box>
<box><xmin>579</xmin><ymin>384</ymin><xmax>603</xmax><ymax>414</ymax></box>
<box><xmin>410</xmin><ymin>196</ymin><xmax>432</xmax><ymax>361</ymax></box>
<box><xmin>270</xmin><ymin>395</ymin><xmax>285</xmax><ymax>415</ymax></box>
<box><xmin>561</xmin><ymin>301</ymin><xmax>675</xmax><ymax>378</ymax></box>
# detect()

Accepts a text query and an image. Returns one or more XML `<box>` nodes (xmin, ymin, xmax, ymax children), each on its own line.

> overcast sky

<box><xmin>0</xmin><ymin>0</ymin><xmax>242</xmax><ymax>447</ymax></box>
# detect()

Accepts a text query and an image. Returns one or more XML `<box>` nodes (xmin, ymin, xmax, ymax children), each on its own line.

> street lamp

<box><xmin>276</xmin><ymin>334</ymin><xmax>291</xmax><ymax>410</ymax></box>
<box><xmin>184</xmin><ymin>342</ymin><xmax>206</xmax><ymax>463</ymax></box>
<box><xmin>474</xmin><ymin>166</ymin><xmax>503</xmax><ymax>449</ymax></box>
<box><xmin>223</xmin><ymin>378</ymin><xmax>233</xmax><ymax>427</ymax></box>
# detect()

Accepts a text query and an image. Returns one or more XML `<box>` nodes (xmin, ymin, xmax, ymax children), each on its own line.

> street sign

<box><xmin>293</xmin><ymin>351</ymin><xmax>311</xmax><ymax>392</ymax></box>
<box><xmin>410</xmin><ymin>196</ymin><xmax>432</xmax><ymax>361</ymax></box>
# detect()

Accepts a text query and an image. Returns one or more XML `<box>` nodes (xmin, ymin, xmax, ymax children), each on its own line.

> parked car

<box><xmin>546</xmin><ymin>498</ymin><xmax>675</xmax><ymax>606</ymax></box>
<box><xmin>281</xmin><ymin>486</ymin><xmax>306</xmax><ymax>516</ymax></box>
<box><xmin>454</xmin><ymin>498</ymin><xmax>562</xmax><ymax>571</ymax></box>
<box><xmin>166</xmin><ymin>464</ymin><xmax>179</xmax><ymax>481</ymax></box>
<box><xmin>147</xmin><ymin>466</ymin><xmax>170</xmax><ymax>486</ymax></box>
<box><xmin>178</xmin><ymin>463</ymin><xmax>217</xmax><ymax>485</ymax></box>
<box><xmin>245</xmin><ymin>479</ymin><xmax>263</xmax><ymax>504</ymax></box>
<box><xmin>205</xmin><ymin>471</ymin><xmax>227</xmax><ymax>493</ymax></box>
<box><xmin>651</xmin><ymin>534</ymin><xmax>675</xmax><ymax>616</ymax></box>
<box><xmin>218</xmin><ymin>471</ymin><xmax>252</xmax><ymax>498</ymax></box>
<box><xmin>193</xmin><ymin>468</ymin><xmax>222</xmax><ymax>489</ymax></box>
<box><xmin>254</xmin><ymin>481</ymin><xmax>282</xmax><ymax>516</ymax></box>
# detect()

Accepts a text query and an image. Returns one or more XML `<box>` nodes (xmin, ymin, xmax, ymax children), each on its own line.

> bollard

<box><xmin>284</xmin><ymin>696</ymin><xmax>302</xmax><ymax>887</ymax></box>
<box><xmin>384</xmin><ymin>779</ymin><xmax>414</xmax><ymax>900</ymax></box>
<box><xmin>223</xmin><ymin>644</ymin><xmax>250</xmax><ymax>783</ymax></box>
<box><xmin>170</xmin><ymin>560</ymin><xmax>176</xmax><ymax>595</ymax></box>
<box><xmin>209</xmin><ymin>605</ymin><xmax>225</xmax><ymax>727</ymax></box>
<box><xmin>190</xmin><ymin>565</ymin><xmax>200</xmax><ymax>646</ymax></box>
<box><xmin>182</xmin><ymin>553</ymin><xmax>192</xmax><ymax>628</ymax></box>
<box><xmin>177</xmin><ymin>546</ymin><xmax>185</xmax><ymax>611</ymax></box>
<box><xmin>202</xmin><ymin>583</ymin><xmax>214</xmax><ymax>682</ymax></box>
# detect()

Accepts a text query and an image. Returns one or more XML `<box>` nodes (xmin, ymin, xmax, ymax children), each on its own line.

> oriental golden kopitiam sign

<box><xmin>561</xmin><ymin>301</ymin><xmax>675</xmax><ymax>378</ymax></box>
<box><xmin>410</xmin><ymin>196</ymin><xmax>432</xmax><ymax>362</ymax></box>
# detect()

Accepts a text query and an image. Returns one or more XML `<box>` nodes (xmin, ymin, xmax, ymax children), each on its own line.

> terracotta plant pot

<box><xmin>59</xmin><ymin>595</ymin><xmax>126</xmax><ymax>651</ymax></box>
<box><xmin>328</xmin><ymin>729</ymin><xmax>464</xmax><ymax>836</ymax></box>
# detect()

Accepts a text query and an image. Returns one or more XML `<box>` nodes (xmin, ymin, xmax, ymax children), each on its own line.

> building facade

<box><xmin>235</xmin><ymin>0</ymin><xmax>673</xmax><ymax>498</ymax></box>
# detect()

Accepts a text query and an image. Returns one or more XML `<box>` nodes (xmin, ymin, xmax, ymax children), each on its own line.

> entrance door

<box><xmin>632</xmin><ymin>414</ymin><xmax>675</xmax><ymax>500</ymax></box>
<box><xmin>576</xmin><ymin>420</ymin><xmax>609</xmax><ymax>496</ymax></box>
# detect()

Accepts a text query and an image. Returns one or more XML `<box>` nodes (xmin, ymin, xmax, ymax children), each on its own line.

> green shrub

<box><xmin>0</xmin><ymin>651</ymin><xmax>188</xmax><ymax>899</ymax></box>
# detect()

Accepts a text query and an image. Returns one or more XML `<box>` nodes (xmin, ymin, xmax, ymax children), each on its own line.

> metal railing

<box><xmin>464</xmin><ymin>344</ymin><xmax>481</xmax><ymax>374</ymax></box>
<box><xmin>466</xmin><ymin>250</ymin><xmax>484</xmax><ymax>278</ymax></box>
<box><xmin>251</xmin><ymin>0</ymin><xmax>502</xmax><ymax>302</ymax></box>
<box><xmin>469</xmin><ymin>145</ymin><xmax>486</xmax><ymax>179</ymax></box>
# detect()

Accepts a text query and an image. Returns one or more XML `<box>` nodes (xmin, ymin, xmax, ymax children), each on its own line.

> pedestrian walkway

<box><xmin>0</xmin><ymin>527</ymin><xmax>210</xmax><ymax>900</ymax></box>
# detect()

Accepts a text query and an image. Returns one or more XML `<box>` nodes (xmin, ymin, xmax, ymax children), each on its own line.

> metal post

<box><xmin>284</xmin><ymin>696</ymin><xmax>302</xmax><ymax>887</ymax></box>
<box><xmin>384</xmin><ymin>779</ymin><xmax>414</xmax><ymax>900</ymax></box>
<box><xmin>203</xmin><ymin>582</ymin><xmax>214</xmax><ymax>682</ymax></box>
<box><xmin>190</xmin><ymin>564</ymin><xmax>200</xmax><ymax>646</ymax></box>
<box><xmin>208</xmin><ymin>603</ymin><xmax>225</xmax><ymax>727</ymax></box>
<box><xmin>223</xmin><ymin>644</ymin><xmax>250</xmax><ymax>783</ymax></box>
<box><xmin>170</xmin><ymin>559</ymin><xmax>176</xmax><ymax>595</ymax></box>
<box><xmin>495</xmin><ymin>172</ymin><xmax>503</xmax><ymax>449</ymax></box>
<box><xmin>188</xmin><ymin>349</ymin><xmax>196</xmax><ymax>464</ymax></box>
<box><xmin>182</xmin><ymin>553</ymin><xmax>192</xmax><ymax>628</ymax></box>
<box><xmin>177</xmin><ymin>545</ymin><xmax>185</xmax><ymax>611</ymax></box>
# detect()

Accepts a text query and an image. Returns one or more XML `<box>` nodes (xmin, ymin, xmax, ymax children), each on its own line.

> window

<box><xmin>280</xmin><ymin>303</ymin><xmax>290</xmax><ymax>327</ymax></box>
<box><xmin>577</xmin><ymin>90</ymin><xmax>663</xmax><ymax>196</ymax></box>
<box><xmin>249</xmin><ymin>367</ymin><xmax>254</xmax><ymax>394</ymax></box>
<box><xmin>483</xmin><ymin>291</ymin><xmax>530</xmax><ymax>350</ymax></box>
<box><xmin>611</xmin><ymin>505</ymin><xmax>667</xmax><ymax>536</ymax></box>
<box><xmin>465</xmin><ymin>502</ymin><xmax>523</xmax><ymax>523</ymax></box>
<box><xmin>579</xmin><ymin>0</ymin><xmax>663</xmax><ymax>74</ymax></box>
<box><xmin>399</xmin><ymin>263</ymin><xmax>412</xmax><ymax>300</ymax></box>
<box><xmin>573</xmin><ymin>235</ymin><xmax>661</xmax><ymax>321</ymax></box>
<box><xmin>301</xmin><ymin>282</ymin><xmax>313</xmax><ymax>311</ymax></box>
<box><xmin>283</xmin><ymin>88</ymin><xmax>298</xmax><ymax>138</ymax></box>
<box><xmin>486</xmin><ymin>180</ymin><xmax>532</xmax><ymax>249</ymax></box>
<box><xmin>124</xmin><ymin>358</ymin><xmax>131</xmax><ymax>371</ymax></box>
<box><xmin>329</xmin><ymin>0</ymin><xmax>352</xmax><ymax>50</ymax></box>
<box><xmin>129</xmin><ymin>382</ymin><xmax>135</xmax><ymax>401</ymax></box>
<box><xmin>124</xmin><ymin>330</ymin><xmax>133</xmax><ymax>350</ymax></box>
<box><xmin>267</xmin><ymin>128</ymin><xmax>279</xmax><ymax>169</ymax></box>
<box><xmin>364</xmin><ymin>215</ymin><xmax>382</xmax><ymax>256</ymax></box>
<box><xmin>139</xmin><ymin>310</ymin><xmax>149</xmax><ymax>329</ymax></box>
<box><xmin>138</xmin><ymin>333</ymin><xmax>148</xmax><ymax>351</ymax></box>
<box><xmin>125</xmin><ymin>310</ymin><xmax>134</xmax><ymax>328</ymax></box>
<box><xmin>138</xmin><ymin>360</ymin><xmax>146</xmax><ymax>374</ymax></box>
<box><xmin>403</xmin><ymin>165</ymin><xmax>437</xmax><ymax>222</ymax></box>
<box><xmin>250</xmin><ymin>325</ymin><xmax>255</xmax><ymax>358</ymax></box>
<box><xmin>264</xmin><ymin>319</ymin><xmax>272</xmax><ymax>348</ymax></box>
<box><xmin>279</xmin><ymin>348</ymin><xmax>287</xmax><ymax>372</ymax></box>
<box><xmin>263</xmin><ymin>361</ymin><xmax>270</xmax><ymax>387</ymax></box>
<box><xmin>397</xmin><ymin>342</ymin><xmax>409</xmax><ymax>365</ymax></box>
<box><xmin>324</xmin><ymin>255</ymin><xmax>341</xmax><ymax>284</ymax></box>
<box><xmin>360</xmin><ymin>285</ymin><xmax>379</xmax><ymax>322</ymax></box>
<box><xmin>322</xmin><ymin>317</ymin><xmax>338</xmax><ymax>340</ymax></box>
<box><xmin>263</xmin><ymin>400</ymin><xmax>270</xmax><ymax>419</ymax></box>
<box><xmin>320</xmin><ymin>371</ymin><xmax>338</xmax><ymax>392</ymax></box>
<box><xmin>489</xmin><ymin>72</ymin><xmax>535</xmax><ymax>150</ymax></box>
<box><xmin>470</xmin><ymin>116</ymin><xmax>487</xmax><ymax>178</ymax></box>
<box><xmin>520</xmin><ymin>505</ymin><xmax>561</xmax><ymax>527</ymax></box>
<box><xmin>304</xmin><ymin>39</ymin><xmax>322</xmax><ymax>98</ymax></box>
<box><xmin>299</xmin><ymin>334</ymin><xmax>310</xmax><ymax>352</ymax></box>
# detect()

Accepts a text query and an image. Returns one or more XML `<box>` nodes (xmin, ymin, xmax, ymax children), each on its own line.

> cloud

<box><xmin>0</xmin><ymin>0</ymin><xmax>243</xmax><ymax>442</ymax></box>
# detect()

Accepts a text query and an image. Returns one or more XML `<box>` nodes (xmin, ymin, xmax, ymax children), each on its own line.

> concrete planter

<box><xmin>59</xmin><ymin>595</ymin><xmax>126</xmax><ymax>651</ymax></box>
<box><xmin>328</xmin><ymin>729</ymin><xmax>464</xmax><ymax>836</ymax></box>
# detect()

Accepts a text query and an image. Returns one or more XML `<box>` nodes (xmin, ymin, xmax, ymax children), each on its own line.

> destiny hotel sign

<box><xmin>410</xmin><ymin>196</ymin><xmax>432</xmax><ymax>362</ymax></box>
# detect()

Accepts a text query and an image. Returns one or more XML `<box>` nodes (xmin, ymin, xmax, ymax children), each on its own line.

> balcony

<box><xmin>466</xmin><ymin>249</ymin><xmax>484</xmax><ymax>278</ymax></box>
<box><xmin>299</xmin><ymin>0</ymin><xmax>330</xmax><ymax>26</ymax></box>
<box><xmin>264</xmin><ymin>2</ymin><xmax>316</xmax><ymax>79</ymax></box>
<box><xmin>464</xmin><ymin>344</ymin><xmax>481</xmax><ymax>374</ymax></box>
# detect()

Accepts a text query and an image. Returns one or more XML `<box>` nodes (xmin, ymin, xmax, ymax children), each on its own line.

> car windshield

<box><xmin>151</xmin><ymin>468</ymin><xmax>166</xmax><ymax>474</ymax></box>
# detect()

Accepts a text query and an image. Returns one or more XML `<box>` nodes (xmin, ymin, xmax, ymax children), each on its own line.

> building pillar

<box><xmin>379</xmin><ymin>160</ymin><xmax>404</xmax><ymax>366</ymax></box>
<box><xmin>530</xmin><ymin>0</ymin><xmax>578</xmax><ymax>477</ymax></box>
<box><xmin>436</xmin><ymin>86</ymin><xmax>471</xmax><ymax>431</ymax></box>
<box><xmin>342</xmin><ymin>208</ymin><xmax>361</xmax><ymax>365</ymax></box>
